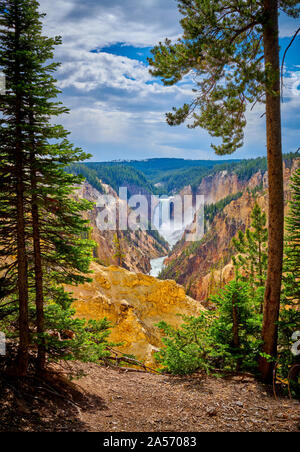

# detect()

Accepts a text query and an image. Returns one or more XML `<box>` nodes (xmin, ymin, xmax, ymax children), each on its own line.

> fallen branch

<box><xmin>104</xmin><ymin>363</ymin><xmax>151</xmax><ymax>374</ymax></box>
<box><xmin>104</xmin><ymin>347</ymin><xmax>162</xmax><ymax>374</ymax></box>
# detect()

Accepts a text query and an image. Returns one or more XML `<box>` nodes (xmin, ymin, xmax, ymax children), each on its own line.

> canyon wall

<box><xmin>180</xmin><ymin>169</ymin><xmax>265</xmax><ymax>204</ymax></box>
<box><xmin>162</xmin><ymin>159</ymin><xmax>299</xmax><ymax>302</ymax></box>
<box><xmin>76</xmin><ymin>182</ymin><xmax>169</xmax><ymax>274</ymax></box>
<box><xmin>69</xmin><ymin>263</ymin><xmax>204</xmax><ymax>366</ymax></box>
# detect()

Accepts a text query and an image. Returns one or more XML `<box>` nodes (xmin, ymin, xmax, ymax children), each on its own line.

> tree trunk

<box><xmin>232</xmin><ymin>295</ymin><xmax>240</xmax><ymax>350</ymax></box>
<box><xmin>15</xmin><ymin>157</ymin><xmax>29</xmax><ymax>377</ymax></box>
<box><xmin>232</xmin><ymin>293</ymin><xmax>241</xmax><ymax>372</ymax></box>
<box><xmin>259</xmin><ymin>0</ymin><xmax>284</xmax><ymax>383</ymax></box>
<box><xmin>30</xmin><ymin>153</ymin><xmax>46</xmax><ymax>373</ymax></box>
<box><xmin>258</xmin><ymin>241</ymin><xmax>264</xmax><ymax>314</ymax></box>
<box><xmin>14</xmin><ymin>4</ymin><xmax>29</xmax><ymax>377</ymax></box>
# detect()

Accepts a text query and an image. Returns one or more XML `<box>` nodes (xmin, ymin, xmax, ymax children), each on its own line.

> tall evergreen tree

<box><xmin>0</xmin><ymin>0</ymin><xmax>94</xmax><ymax>375</ymax></box>
<box><xmin>279</xmin><ymin>166</ymin><xmax>300</xmax><ymax>393</ymax></box>
<box><xmin>210</xmin><ymin>280</ymin><xmax>261</xmax><ymax>372</ymax></box>
<box><xmin>0</xmin><ymin>0</ymin><xmax>31</xmax><ymax>375</ymax></box>
<box><xmin>149</xmin><ymin>0</ymin><xmax>300</xmax><ymax>382</ymax></box>
<box><xmin>283</xmin><ymin>167</ymin><xmax>300</xmax><ymax>306</ymax></box>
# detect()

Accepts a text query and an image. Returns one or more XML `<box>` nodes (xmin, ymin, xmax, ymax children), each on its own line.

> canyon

<box><xmin>75</xmin><ymin>181</ymin><xmax>169</xmax><ymax>275</ymax></box>
<box><xmin>70</xmin><ymin>156</ymin><xmax>299</xmax><ymax>363</ymax></box>
<box><xmin>161</xmin><ymin>158</ymin><xmax>299</xmax><ymax>301</ymax></box>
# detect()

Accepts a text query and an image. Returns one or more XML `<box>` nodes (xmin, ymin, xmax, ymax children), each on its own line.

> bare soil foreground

<box><xmin>0</xmin><ymin>362</ymin><xmax>299</xmax><ymax>432</ymax></box>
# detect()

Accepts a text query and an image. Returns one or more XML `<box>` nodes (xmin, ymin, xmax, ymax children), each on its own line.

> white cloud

<box><xmin>56</xmin><ymin>48</ymin><xmax>193</xmax><ymax>100</ymax></box>
<box><xmin>38</xmin><ymin>0</ymin><xmax>300</xmax><ymax>160</ymax></box>
<box><xmin>39</xmin><ymin>0</ymin><xmax>181</xmax><ymax>51</ymax></box>
<box><xmin>279</xmin><ymin>12</ymin><xmax>300</xmax><ymax>38</ymax></box>
<box><xmin>57</xmin><ymin>51</ymin><xmax>151</xmax><ymax>92</ymax></box>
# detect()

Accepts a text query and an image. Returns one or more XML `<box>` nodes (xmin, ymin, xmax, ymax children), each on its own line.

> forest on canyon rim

<box><xmin>0</xmin><ymin>0</ymin><xmax>299</xmax><ymax>434</ymax></box>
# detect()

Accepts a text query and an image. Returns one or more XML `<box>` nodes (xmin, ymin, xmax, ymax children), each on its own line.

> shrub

<box><xmin>209</xmin><ymin>280</ymin><xmax>262</xmax><ymax>372</ymax></box>
<box><xmin>155</xmin><ymin>280</ymin><xmax>262</xmax><ymax>376</ymax></box>
<box><xmin>155</xmin><ymin>313</ymin><xmax>214</xmax><ymax>375</ymax></box>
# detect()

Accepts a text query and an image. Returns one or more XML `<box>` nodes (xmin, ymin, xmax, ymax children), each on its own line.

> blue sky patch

<box><xmin>92</xmin><ymin>42</ymin><xmax>152</xmax><ymax>64</ymax></box>
<box><xmin>279</xmin><ymin>36</ymin><xmax>300</xmax><ymax>70</ymax></box>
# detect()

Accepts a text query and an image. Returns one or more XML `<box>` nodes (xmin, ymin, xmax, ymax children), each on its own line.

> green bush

<box><xmin>155</xmin><ymin>280</ymin><xmax>262</xmax><ymax>376</ymax></box>
<box><xmin>40</xmin><ymin>303</ymin><xmax>117</xmax><ymax>364</ymax></box>
<box><xmin>277</xmin><ymin>305</ymin><xmax>300</xmax><ymax>398</ymax></box>
<box><xmin>209</xmin><ymin>280</ymin><xmax>262</xmax><ymax>372</ymax></box>
<box><xmin>155</xmin><ymin>313</ymin><xmax>214</xmax><ymax>375</ymax></box>
<box><xmin>0</xmin><ymin>286</ymin><xmax>118</xmax><ymax>368</ymax></box>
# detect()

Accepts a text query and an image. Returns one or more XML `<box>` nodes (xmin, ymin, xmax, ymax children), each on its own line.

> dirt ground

<box><xmin>0</xmin><ymin>362</ymin><xmax>299</xmax><ymax>432</ymax></box>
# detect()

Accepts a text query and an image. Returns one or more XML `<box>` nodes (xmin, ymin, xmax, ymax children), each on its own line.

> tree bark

<box><xmin>29</xmin><ymin>100</ymin><xmax>46</xmax><ymax>373</ymax></box>
<box><xmin>232</xmin><ymin>292</ymin><xmax>241</xmax><ymax>372</ymax></box>
<box><xmin>259</xmin><ymin>0</ymin><xmax>284</xmax><ymax>383</ymax></box>
<box><xmin>15</xmin><ymin>156</ymin><xmax>29</xmax><ymax>377</ymax></box>
<box><xmin>30</xmin><ymin>153</ymin><xmax>46</xmax><ymax>373</ymax></box>
<box><xmin>14</xmin><ymin>3</ymin><xmax>29</xmax><ymax>377</ymax></box>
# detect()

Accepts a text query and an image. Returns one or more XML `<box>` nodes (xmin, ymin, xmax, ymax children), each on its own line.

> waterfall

<box><xmin>150</xmin><ymin>196</ymin><xmax>193</xmax><ymax>277</ymax></box>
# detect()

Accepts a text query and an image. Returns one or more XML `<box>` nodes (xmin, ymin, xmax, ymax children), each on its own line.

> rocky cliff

<box><xmin>76</xmin><ymin>182</ymin><xmax>169</xmax><ymax>274</ymax></box>
<box><xmin>69</xmin><ymin>263</ymin><xmax>204</xmax><ymax>365</ymax></box>
<box><xmin>162</xmin><ymin>159</ymin><xmax>299</xmax><ymax>302</ymax></box>
<box><xmin>162</xmin><ymin>189</ymin><xmax>262</xmax><ymax>300</ymax></box>
<box><xmin>180</xmin><ymin>168</ymin><xmax>265</xmax><ymax>204</ymax></box>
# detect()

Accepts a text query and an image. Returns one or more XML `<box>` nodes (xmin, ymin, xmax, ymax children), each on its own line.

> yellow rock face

<box><xmin>69</xmin><ymin>263</ymin><xmax>204</xmax><ymax>366</ymax></box>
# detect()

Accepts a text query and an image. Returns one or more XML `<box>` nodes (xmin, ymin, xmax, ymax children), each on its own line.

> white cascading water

<box><xmin>149</xmin><ymin>197</ymin><xmax>194</xmax><ymax>277</ymax></box>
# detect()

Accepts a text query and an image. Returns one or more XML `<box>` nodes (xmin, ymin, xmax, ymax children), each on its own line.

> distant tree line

<box><xmin>158</xmin><ymin>153</ymin><xmax>298</xmax><ymax>194</ymax></box>
<box><xmin>68</xmin><ymin>164</ymin><xmax>104</xmax><ymax>194</ymax></box>
<box><xmin>80</xmin><ymin>163</ymin><xmax>154</xmax><ymax>197</ymax></box>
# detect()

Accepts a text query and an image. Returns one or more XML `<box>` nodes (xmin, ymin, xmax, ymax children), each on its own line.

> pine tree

<box><xmin>278</xmin><ymin>167</ymin><xmax>300</xmax><ymax>395</ymax></box>
<box><xmin>232</xmin><ymin>202</ymin><xmax>268</xmax><ymax>310</ymax></box>
<box><xmin>0</xmin><ymin>0</ymin><xmax>31</xmax><ymax>375</ymax></box>
<box><xmin>207</xmin><ymin>261</ymin><xmax>225</xmax><ymax>299</ymax></box>
<box><xmin>113</xmin><ymin>232</ymin><xmax>125</xmax><ymax>267</ymax></box>
<box><xmin>208</xmin><ymin>266</ymin><xmax>217</xmax><ymax>298</ymax></box>
<box><xmin>0</xmin><ymin>0</ymin><xmax>95</xmax><ymax>375</ymax></box>
<box><xmin>217</xmin><ymin>257</ymin><xmax>225</xmax><ymax>290</ymax></box>
<box><xmin>149</xmin><ymin>0</ymin><xmax>300</xmax><ymax>381</ymax></box>
<box><xmin>283</xmin><ymin>167</ymin><xmax>300</xmax><ymax>307</ymax></box>
<box><xmin>210</xmin><ymin>280</ymin><xmax>261</xmax><ymax>372</ymax></box>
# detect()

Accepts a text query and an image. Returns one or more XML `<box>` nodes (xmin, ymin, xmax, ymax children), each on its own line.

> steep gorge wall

<box><xmin>68</xmin><ymin>263</ymin><xmax>204</xmax><ymax>365</ymax></box>
<box><xmin>163</xmin><ymin>189</ymin><xmax>262</xmax><ymax>299</ymax></box>
<box><xmin>180</xmin><ymin>169</ymin><xmax>265</xmax><ymax>204</ymax></box>
<box><xmin>162</xmin><ymin>159</ymin><xmax>299</xmax><ymax>301</ymax></box>
<box><xmin>76</xmin><ymin>182</ymin><xmax>169</xmax><ymax>274</ymax></box>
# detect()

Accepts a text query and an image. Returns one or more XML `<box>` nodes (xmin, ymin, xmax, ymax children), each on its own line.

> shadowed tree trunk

<box><xmin>30</xmin><ymin>153</ymin><xmax>46</xmax><ymax>373</ymax></box>
<box><xmin>14</xmin><ymin>6</ymin><xmax>29</xmax><ymax>377</ymax></box>
<box><xmin>232</xmin><ymin>292</ymin><xmax>241</xmax><ymax>371</ymax></box>
<box><xmin>29</xmin><ymin>103</ymin><xmax>46</xmax><ymax>373</ymax></box>
<box><xmin>15</xmin><ymin>153</ymin><xmax>29</xmax><ymax>377</ymax></box>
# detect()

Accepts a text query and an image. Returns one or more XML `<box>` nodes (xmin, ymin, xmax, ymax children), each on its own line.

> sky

<box><xmin>39</xmin><ymin>0</ymin><xmax>300</xmax><ymax>162</ymax></box>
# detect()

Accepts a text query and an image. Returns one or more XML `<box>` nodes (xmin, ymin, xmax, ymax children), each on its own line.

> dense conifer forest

<box><xmin>68</xmin><ymin>152</ymin><xmax>299</xmax><ymax>196</ymax></box>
